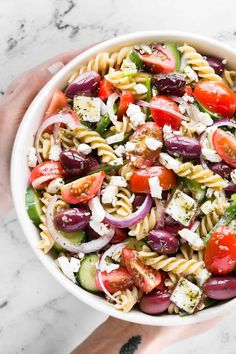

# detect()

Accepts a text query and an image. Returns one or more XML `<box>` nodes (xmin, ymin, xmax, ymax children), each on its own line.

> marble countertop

<box><xmin>1</xmin><ymin>0</ymin><xmax>236</xmax><ymax>353</ymax></box>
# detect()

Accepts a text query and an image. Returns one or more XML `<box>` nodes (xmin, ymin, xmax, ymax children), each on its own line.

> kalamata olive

<box><xmin>148</xmin><ymin>229</ymin><xmax>180</xmax><ymax>255</ymax></box>
<box><xmin>55</xmin><ymin>207</ymin><xmax>91</xmax><ymax>232</ymax></box>
<box><xmin>86</xmin><ymin>224</ymin><xmax>100</xmax><ymax>240</ymax></box>
<box><xmin>205</xmin><ymin>56</ymin><xmax>225</xmax><ymax>76</ymax></box>
<box><xmin>65</xmin><ymin>71</ymin><xmax>101</xmax><ymax>98</ymax></box>
<box><xmin>133</xmin><ymin>194</ymin><xmax>146</xmax><ymax>208</ymax></box>
<box><xmin>225</xmin><ymin>183</ymin><xmax>236</xmax><ymax>196</ymax></box>
<box><xmin>203</xmin><ymin>276</ymin><xmax>236</xmax><ymax>300</ymax></box>
<box><xmin>87</xmin><ymin>156</ymin><xmax>99</xmax><ymax>170</ymax></box>
<box><xmin>60</xmin><ymin>150</ymin><xmax>89</xmax><ymax>176</ymax></box>
<box><xmin>164</xmin><ymin>214</ymin><xmax>179</xmax><ymax>226</ymax></box>
<box><xmin>165</xmin><ymin>135</ymin><xmax>201</xmax><ymax>160</ymax></box>
<box><xmin>209</xmin><ymin>162</ymin><xmax>233</xmax><ymax>179</ymax></box>
<box><xmin>110</xmin><ymin>228</ymin><xmax>128</xmax><ymax>244</ymax></box>
<box><xmin>139</xmin><ymin>291</ymin><xmax>171</xmax><ymax>314</ymax></box>
<box><xmin>151</xmin><ymin>73</ymin><xmax>186</xmax><ymax>95</ymax></box>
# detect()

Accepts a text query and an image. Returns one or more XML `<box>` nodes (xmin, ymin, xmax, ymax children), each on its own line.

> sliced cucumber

<box><xmin>25</xmin><ymin>187</ymin><xmax>43</xmax><ymax>226</ymax></box>
<box><xmin>76</xmin><ymin>253</ymin><xmax>100</xmax><ymax>293</ymax></box>
<box><xmin>53</xmin><ymin>230</ymin><xmax>87</xmax><ymax>253</ymax></box>
<box><xmin>165</xmin><ymin>43</ymin><xmax>180</xmax><ymax>71</ymax></box>
<box><xmin>125</xmin><ymin>237</ymin><xmax>146</xmax><ymax>251</ymax></box>
<box><xmin>129</xmin><ymin>49</ymin><xmax>143</xmax><ymax>70</ymax></box>
<box><xmin>195</xmin><ymin>101</ymin><xmax>220</xmax><ymax>120</ymax></box>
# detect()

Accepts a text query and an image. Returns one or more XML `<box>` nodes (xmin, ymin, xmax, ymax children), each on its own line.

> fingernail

<box><xmin>47</xmin><ymin>61</ymin><xmax>64</xmax><ymax>75</ymax></box>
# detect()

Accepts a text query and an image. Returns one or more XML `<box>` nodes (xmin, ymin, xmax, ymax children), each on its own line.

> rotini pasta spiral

<box><xmin>223</xmin><ymin>69</ymin><xmax>236</xmax><ymax>88</ymax></box>
<box><xmin>38</xmin><ymin>132</ymin><xmax>53</xmax><ymax>160</ymax></box>
<box><xmin>105</xmin><ymin>68</ymin><xmax>137</xmax><ymax>92</ymax></box>
<box><xmin>175</xmin><ymin>162</ymin><xmax>228</xmax><ymax>190</ymax></box>
<box><xmin>119</xmin><ymin>164</ymin><xmax>134</xmax><ymax>181</ymax></box>
<box><xmin>39</xmin><ymin>193</ymin><xmax>68</xmax><ymax>253</ymax></box>
<box><xmin>164</xmin><ymin>272</ymin><xmax>179</xmax><ymax>290</ymax></box>
<box><xmin>179</xmin><ymin>43</ymin><xmax>222</xmax><ymax>81</ymax></box>
<box><xmin>112</xmin><ymin>286</ymin><xmax>141</xmax><ymax>313</ymax></box>
<box><xmin>138</xmin><ymin>246</ymin><xmax>205</xmax><ymax>277</ymax></box>
<box><xmin>128</xmin><ymin>207</ymin><xmax>157</xmax><ymax>240</ymax></box>
<box><xmin>168</xmin><ymin>302</ymin><xmax>180</xmax><ymax>315</ymax></box>
<box><xmin>104</xmin><ymin>187</ymin><xmax>133</xmax><ymax>217</ymax></box>
<box><xmin>111</xmin><ymin>116</ymin><xmax>132</xmax><ymax>134</ymax></box>
<box><xmin>197</xmin><ymin>197</ymin><xmax>229</xmax><ymax>237</ymax></box>
<box><xmin>75</xmin><ymin>125</ymin><xmax>117</xmax><ymax>163</ymax></box>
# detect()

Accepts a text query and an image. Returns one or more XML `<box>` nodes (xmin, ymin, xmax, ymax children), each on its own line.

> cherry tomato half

<box><xmin>61</xmin><ymin>171</ymin><xmax>105</xmax><ymax>204</ymax></box>
<box><xmin>194</xmin><ymin>80</ymin><xmax>236</xmax><ymax>118</ymax></box>
<box><xmin>150</xmin><ymin>96</ymin><xmax>182</xmax><ymax>130</ymax></box>
<box><xmin>98</xmin><ymin>78</ymin><xmax>114</xmax><ymax>101</ymax></box>
<box><xmin>139</xmin><ymin>45</ymin><xmax>175</xmax><ymax>74</ymax></box>
<box><xmin>205</xmin><ymin>226</ymin><xmax>236</xmax><ymax>275</ymax></box>
<box><xmin>127</xmin><ymin>122</ymin><xmax>163</xmax><ymax>168</ymax></box>
<box><xmin>30</xmin><ymin>161</ymin><xmax>66</xmax><ymax>189</ymax></box>
<box><xmin>122</xmin><ymin>248</ymin><xmax>162</xmax><ymax>293</ymax></box>
<box><xmin>117</xmin><ymin>92</ymin><xmax>135</xmax><ymax>120</ymax></box>
<box><xmin>96</xmin><ymin>266</ymin><xmax>134</xmax><ymax>293</ymax></box>
<box><xmin>43</xmin><ymin>89</ymin><xmax>68</xmax><ymax>133</ymax></box>
<box><xmin>130</xmin><ymin>166</ymin><xmax>176</xmax><ymax>193</ymax></box>
<box><xmin>212</xmin><ymin>128</ymin><xmax>236</xmax><ymax>168</ymax></box>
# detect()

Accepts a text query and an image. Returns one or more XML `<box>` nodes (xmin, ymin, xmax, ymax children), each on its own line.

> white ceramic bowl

<box><xmin>11</xmin><ymin>31</ymin><xmax>236</xmax><ymax>325</ymax></box>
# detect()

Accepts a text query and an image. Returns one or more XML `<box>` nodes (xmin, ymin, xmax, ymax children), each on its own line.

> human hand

<box><xmin>0</xmin><ymin>48</ymin><xmax>85</xmax><ymax>216</ymax></box>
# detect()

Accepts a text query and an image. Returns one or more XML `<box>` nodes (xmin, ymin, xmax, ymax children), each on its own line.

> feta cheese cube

<box><xmin>166</xmin><ymin>190</ymin><xmax>197</xmax><ymax>226</ymax></box>
<box><xmin>46</xmin><ymin>178</ymin><xmax>64</xmax><ymax>194</ymax></box>
<box><xmin>89</xmin><ymin>220</ymin><xmax>110</xmax><ymax>236</ymax></box>
<box><xmin>126</xmin><ymin>103</ymin><xmax>141</xmax><ymax>117</ymax></box>
<box><xmin>148</xmin><ymin>176</ymin><xmax>162</xmax><ymax>199</ymax></box>
<box><xmin>77</xmin><ymin>143</ymin><xmax>92</xmax><ymax>155</ymax></box>
<box><xmin>134</xmin><ymin>83</ymin><xmax>148</xmax><ymax>94</ymax></box>
<box><xmin>171</xmin><ymin>277</ymin><xmax>202</xmax><ymax>314</ymax></box>
<box><xmin>130</xmin><ymin>112</ymin><xmax>146</xmax><ymax>129</ymax></box>
<box><xmin>27</xmin><ymin>147</ymin><xmax>38</xmax><ymax>168</ymax></box>
<box><xmin>159</xmin><ymin>153</ymin><xmax>181</xmax><ymax>171</ymax></box>
<box><xmin>200</xmin><ymin>200</ymin><xmax>214</xmax><ymax>215</ymax></box>
<box><xmin>73</xmin><ymin>96</ymin><xmax>101</xmax><ymax>122</ymax></box>
<box><xmin>109</xmin><ymin>157</ymin><xmax>123</xmax><ymax>166</ymax></box>
<box><xmin>88</xmin><ymin>196</ymin><xmax>105</xmax><ymax>222</ymax></box>
<box><xmin>114</xmin><ymin>145</ymin><xmax>125</xmax><ymax>156</ymax></box>
<box><xmin>102</xmin><ymin>185</ymin><xmax>118</xmax><ymax>204</ymax></box>
<box><xmin>125</xmin><ymin>141</ymin><xmax>136</xmax><ymax>152</ymax></box>
<box><xmin>110</xmin><ymin>176</ymin><xmax>127</xmax><ymax>187</ymax></box>
<box><xmin>49</xmin><ymin>144</ymin><xmax>62</xmax><ymax>161</ymax></box>
<box><xmin>178</xmin><ymin>228</ymin><xmax>204</xmax><ymax>251</ymax></box>
<box><xmin>57</xmin><ymin>256</ymin><xmax>76</xmax><ymax>283</ymax></box>
<box><xmin>106</xmin><ymin>132</ymin><xmax>124</xmax><ymax>145</ymax></box>
<box><xmin>145</xmin><ymin>137</ymin><xmax>162</xmax><ymax>151</ymax></box>
<box><xmin>70</xmin><ymin>257</ymin><xmax>81</xmax><ymax>272</ymax></box>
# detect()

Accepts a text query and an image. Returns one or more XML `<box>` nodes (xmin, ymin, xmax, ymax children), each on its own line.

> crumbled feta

<box><xmin>182</xmin><ymin>93</ymin><xmax>194</xmax><ymax>103</ymax></box>
<box><xmin>109</xmin><ymin>157</ymin><xmax>123</xmax><ymax>166</ymax></box>
<box><xmin>202</xmin><ymin>148</ymin><xmax>222</xmax><ymax>163</ymax></box>
<box><xmin>127</xmin><ymin>103</ymin><xmax>142</xmax><ymax>117</ymax></box>
<box><xmin>126</xmin><ymin>103</ymin><xmax>146</xmax><ymax>129</ymax></box>
<box><xmin>159</xmin><ymin>153</ymin><xmax>181</xmax><ymax>171</ymax></box>
<box><xmin>73</xmin><ymin>96</ymin><xmax>101</xmax><ymax>122</ymax></box>
<box><xmin>134</xmin><ymin>83</ymin><xmax>148</xmax><ymax>94</ymax></box>
<box><xmin>57</xmin><ymin>256</ymin><xmax>77</xmax><ymax>283</ymax></box>
<box><xmin>27</xmin><ymin>147</ymin><xmax>38</xmax><ymax>168</ymax></box>
<box><xmin>163</xmin><ymin>125</ymin><xmax>174</xmax><ymax>140</ymax></box>
<box><xmin>106</xmin><ymin>132</ymin><xmax>124</xmax><ymax>145</ymax></box>
<box><xmin>89</xmin><ymin>220</ymin><xmax>110</xmax><ymax>236</ymax></box>
<box><xmin>46</xmin><ymin>177</ymin><xmax>64</xmax><ymax>194</ymax></box>
<box><xmin>125</xmin><ymin>141</ymin><xmax>136</xmax><ymax>152</ymax></box>
<box><xmin>166</xmin><ymin>190</ymin><xmax>197</xmax><ymax>227</ymax></box>
<box><xmin>77</xmin><ymin>143</ymin><xmax>92</xmax><ymax>155</ymax></box>
<box><xmin>178</xmin><ymin>228</ymin><xmax>204</xmax><ymax>251</ymax></box>
<box><xmin>184</xmin><ymin>66</ymin><xmax>199</xmax><ymax>82</ymax></box>
<box><xmin>99</xmin><ymin>262</ymin><xmax>120</xmax><ymax>273</ymax></box>
<box><xmin>171</xmin><ymin>277</ymin><xmax>202</xmax><ymax>314</ymax></box>
<box><xmin>145</xmin><ymin>137</ymin><xmax>162</xmax><ymax>151</ymax></box>
<box><xmin>200</xmin><ymin>200</ymin><xmax>214</xmax><ymax>215</ymax></box>
<box><xmin>148</xmin><ymin>176</ymin><xmax>162</xmax><ymax>199</ymax></box>
<box><xmin>196</xmin><ymin>269</ymin><xmax>211</xmax><ymax>286</ymax></box>
<box><xmin>121</xmin><ymin>58</ymin><xmax>137</xmax><ymax>73</ymax></box>
<box><xmin>110</xmin><ymin>176</ymin><xmax>127</xmax><ymax>187</ymax></box>
<box><xmin>49</xmin><ymin>144</ymin><xmax>62</xmax><ymax>161</ymax></box>
<box><xmin>134</xmin><ymin>44</ymin><xmax>152</xmax><ymax>54</ymax></box>
<box><xmin>193</xmin><ymin>123</ymin><xmax>206</xmax><ymax>135</ymax></box>
<box><xmin>201</xmin><ymin>126</ymin><xmax>222</xmax><ymax>162</ymax></box>
<box><xmin>185</xmin><ymin>104</ymin><xmax>213</xmax><ymax>129</ymax></box>
<box><xmin>231</xmin><ymin>169</ymin><xmax>236</xmax><ymax>184</ymax></box>
<box><xmin>88</xmin><ymin>196</ymin><xmax>105</xmax><ymax>222</ymax></box>
<box><xmin>102</xmin><ymin>185</ymin><xmax>118</xmax><ymax>204</ymax></box>
<box><xmin>70</xmin><ymin>257</ymin><xmax>81</xmax><ymax>272</ymax></box>
<box><xmin>114</xmin><ymin>145</ymin><xmax>125</xmax><ymax>157</ymax></box>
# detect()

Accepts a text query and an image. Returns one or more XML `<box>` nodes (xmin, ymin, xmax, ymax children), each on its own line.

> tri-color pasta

<box><xmin>25</xmin><ymin>40</ymin><xmax>236</xmax><ymax>317</ymax></box>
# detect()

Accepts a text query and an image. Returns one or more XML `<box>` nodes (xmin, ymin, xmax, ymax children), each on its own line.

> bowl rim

<box><xmin>11</xmin><ymin>30</ymin><xmax>236</xmax><ymax>326</ymax></box>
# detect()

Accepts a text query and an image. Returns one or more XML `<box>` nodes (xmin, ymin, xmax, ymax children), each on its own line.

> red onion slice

<box><xmin>46</xmin><ymin>195</ymin><xmax>115</xmax><ymax>253</ymax></box>
<box><xmin>32</xmin><ymin>174</ymin><xmax>61</xmax><ymax>189</ymax></box>
<box><xmin>136</xmin><ymin>99</ymin><xmax>187</xmax><ymax>121</ymax></box>
<box><xmin>35</xmin><ymin>112</ymin><xmax>79</xmax><ymax>163</ymax></box>
<box><xmin>199</xmin><ymin>119</ymin><xmax>236</xmax><ymax>170</ymax></box>
<box><xmin>104</xmin><ymin>194</ymin><xmax>153</xmax><ymax>228</ymax></box>
<box><xmin>97</xmin><ymin>242</ymin><xmax>128</xmax><ymax>303</ymax></box>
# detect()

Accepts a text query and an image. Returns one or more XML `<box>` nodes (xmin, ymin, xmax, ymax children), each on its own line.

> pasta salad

<box><xmin>25</xmin><ymin>41</ymin><xmax>236</xmax><ymax>316</ymax></box>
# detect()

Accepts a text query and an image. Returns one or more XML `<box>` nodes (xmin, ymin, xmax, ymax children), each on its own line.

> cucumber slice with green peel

<box><xmin>76</xmin><ymin>253</ymin><xmax>100</xmax><ymax>293</ymax></box>
<box><xmin>53</xmin><ymin>230</ymin><xmax>87</xmax><ymax>253</ymax></box>
<box><xmin>25</xmin><ymin>187</ymin><xmax>43</xmax><ymax>226</ymax></box>
<box><xmin>165</xmin><ymin>43</ymin><xmax>180</xmax><ymax>71</ymax></box>
<box><xmin>129</xmin><ymin>49</ymin><xmax>144</xmax><ymax>70</ymax></box>
<box><xmin>125</xmin><ymin>237</ymin><xmax>146</xmax><ymax>251</ymax></box>
<box><xmin>195</xmin><ymin>101</ymin><xmax>221</xmax><ymax>120</ymax></box>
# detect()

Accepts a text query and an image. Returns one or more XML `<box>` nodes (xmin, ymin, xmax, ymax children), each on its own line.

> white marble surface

<box><xmin>1</xmin><ymin>0</ymin><xmax>236</xmax><ymax>353</ymax></box>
